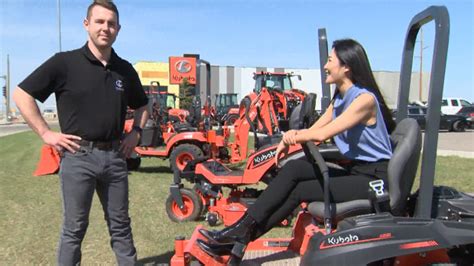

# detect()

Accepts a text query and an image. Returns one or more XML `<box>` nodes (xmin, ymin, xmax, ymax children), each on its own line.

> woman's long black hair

<box><xmin>332</xmin><ymin>39</ymin><xmax>396</xmax><ymax>133</ymax></box>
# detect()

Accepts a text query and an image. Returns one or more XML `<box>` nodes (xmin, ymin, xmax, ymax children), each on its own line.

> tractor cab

<box><xmin>253</xmin><ymin>72</ymin><xmax>300</xmax><ymax>93</ymax></box>
<box><xmin>214</xmin><ymin>93</ymin><xmax>239</xmax><ymax>125</ymax></box>
<box><xmin>254</xmin><ymin>72</ymin><xmax>306</xmax><ymax>131</ymax></box>
<box><xmin>145</xmin><ymin>81</ymin><xmax>189</xmax><ymax>124</ymax></box>
<box><xmin>157</xmin><ymin>92</ymin><xmax>177</xmax><ymax>109</ymax></box>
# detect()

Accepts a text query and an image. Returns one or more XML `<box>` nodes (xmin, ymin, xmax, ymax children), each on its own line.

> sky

<box><xmin>1</xmin><ymin>0</ymin><xmax>473</xmax><ymax>111</ymax></box>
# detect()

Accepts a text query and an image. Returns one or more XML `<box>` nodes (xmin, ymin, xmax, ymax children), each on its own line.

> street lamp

<box><xmin>417</xmin><ymin>28</ymin><xmax>429</xmax><ymax>102</ymax></box>
<box><xmin>1</xmin><ymin>54</ymin><xmax>10</xmax><ymax>122</ymax></box>
<box><xmin>1</xmin><ymin>75</ymin><xmax>8</xmax><ymax>122</ymax></box>
<box><xmin>58</xmin><ymin>0</ymin><xmax>62</xmax><ymax>52</ymax></box>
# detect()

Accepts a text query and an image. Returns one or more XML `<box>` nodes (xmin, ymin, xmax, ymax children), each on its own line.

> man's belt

<box><xmin>76</xmin><ymin>139</ymin><xmax>120</xmax><ymax>150</ymax></box>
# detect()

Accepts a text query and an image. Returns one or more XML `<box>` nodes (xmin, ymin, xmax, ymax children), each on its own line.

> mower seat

<box><xmin>307</xmin><ymin>118</ymin><xmax>422</xmax><ymax>222</ymax></box>
<box><xmin>289</xmin><ymin>93</ymin><xmax>317</xmax><ymax>130</ymax></box>
<box><xmin>173</xmin><ymin>122</ymin><xmax>197</xmax><ymax>133</ymax></box>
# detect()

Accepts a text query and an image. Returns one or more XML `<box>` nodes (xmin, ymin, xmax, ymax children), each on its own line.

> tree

<box><xmin>179</xmin><ymin>78</ymin><xmax>195</xmax><ymax>111</ymax></box>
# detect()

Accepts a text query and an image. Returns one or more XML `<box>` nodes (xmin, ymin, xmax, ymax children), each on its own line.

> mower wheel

<box><xmin>206</xmin><ymin>212</ymin><xmax>219</xmax><ymax>226</ymax></box>
<box><xmin>126</xmin><ymin>157</ymin><xmax>141</xmax><ymax>171</ymax></box>
<box><xmin>170</xmin><ymin>144</ymin><xmax>203</xmax><ymax>172</ymax></box>
<box><xmin>166</xmin><ymin>188</ymin><xmax>203</xmax><ymax>223</ymax></box>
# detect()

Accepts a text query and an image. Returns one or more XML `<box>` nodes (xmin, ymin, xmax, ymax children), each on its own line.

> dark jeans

<box><xmin>57</xmin><ymin>146</ymin><xmax>136</xmax><ymax>266</ymax></box>
<box><xmin>247</xmin><ymin>159</ymin><xmax>389</xmax><ymax>234</ymax></box>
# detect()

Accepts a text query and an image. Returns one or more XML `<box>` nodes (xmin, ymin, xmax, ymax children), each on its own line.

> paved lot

<box><xmin>1</xmin><ymin>123</ymin><xmax>473</xmax><ymax>157</ymax></box>
<box><xmin>427</xmin><ymin>129</ymin><xmax>474</xmax><ymax>158</ymax></box>
<box><xmin>0</xmin><ymin>122</ymin><xmax>31</xmax><ymax>137</ymax></box>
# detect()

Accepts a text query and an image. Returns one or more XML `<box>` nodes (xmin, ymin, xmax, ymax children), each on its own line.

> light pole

<box><xmin>418</xmin><ymin>28</ymin><xmax>429</xmax><ymax>102</ymax></box>
<box><xmin>1</xmin><ymin>55</ymin><xmax>11</xmax><ymax>122</ymax></box>
<box><xmin>58</xmin><ymin>0</ymin><xmax>62</xmax><ymax>52</ymax></box>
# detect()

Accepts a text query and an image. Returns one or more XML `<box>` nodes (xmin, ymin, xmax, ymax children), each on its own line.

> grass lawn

<box><xmin>1</xmin><ymin>131</ymin><xmax>473</xmax><ymax>265</ymax></box>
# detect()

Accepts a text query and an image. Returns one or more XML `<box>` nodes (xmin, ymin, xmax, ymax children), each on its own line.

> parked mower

<box><xmin>170</xmin><ymin>6</ymin><xmax>474</xmax><ymax>266</ymax></box>
<box><xmin>166</xmin><ymin>92</ymin><xmax>320</xmax><ymax>225</ymax></box>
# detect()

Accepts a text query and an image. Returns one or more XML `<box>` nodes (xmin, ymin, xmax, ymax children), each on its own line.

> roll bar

<box><xmin>196</xmin><ymin>59</ymin><xmax>211</xmax><ymax>107</ymax></box>
<box><xmin>396</xmin><ymin>6</ymin><xmax>449</xmax><ymax>218</ymax></box>
<box><xmin>318</xmin><ymin>28</ymin><xmax>331</xmax><ymax>113</ymax></box>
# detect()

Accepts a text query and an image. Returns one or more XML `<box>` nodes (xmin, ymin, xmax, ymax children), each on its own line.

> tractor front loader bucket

<box><xmin>33</xmin><ymin>145</ymin><xmax>60</xmax><ymax>176</ymax></box>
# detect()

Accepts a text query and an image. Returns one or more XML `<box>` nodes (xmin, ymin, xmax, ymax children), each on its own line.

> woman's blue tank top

<box><xmin>332</xmin><ymin>85</ymin><xmax>392</xmax><ymax>162</ymax></box>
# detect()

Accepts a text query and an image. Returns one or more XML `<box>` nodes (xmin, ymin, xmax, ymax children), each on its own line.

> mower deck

<box><xmin>171</xmin><ymin>212</ymin><xmax>317</xmax><ymax>266</ymax></box>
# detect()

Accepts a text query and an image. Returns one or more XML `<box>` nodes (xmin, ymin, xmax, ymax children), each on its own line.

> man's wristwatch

<box><xmin>132</xmin><ymin>126</ymin><xmax>143</xmax><ymax>134</ymax></box>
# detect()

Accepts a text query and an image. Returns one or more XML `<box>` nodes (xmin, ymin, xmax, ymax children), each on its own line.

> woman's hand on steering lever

<box><xmin>282</xmin><ymin>129</ymin><xmax>298</xmax><ymax>146</ymax></box>
<box><xmin>275</xmin><ymin>140</ymin><xmax>289</xmax><ymax>167</ymax></box>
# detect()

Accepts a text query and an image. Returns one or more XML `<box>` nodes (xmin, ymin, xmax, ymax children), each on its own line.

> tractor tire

<box><xmin>166</xmin><ymin>188</ymin><xmax>203</xmax><ymax>223</ymax></box>
<box><xmin>451</xmin><ymin>120</ymin><xmax>466</xmax><ymax>132</ymax></box>
<box><xmin>126</xmin><ymin>157</ymin><xmax>141</xmax><ymax>171</ymax></box>
<box><xmin>225</xmin><ymin>114</ymin><xmax>239</xmax><ymax>126</ymax></box>
<box><xmin>170</xmin><ymin>144</ymin><xmax>203</xmax><ymax>172</ymax></box>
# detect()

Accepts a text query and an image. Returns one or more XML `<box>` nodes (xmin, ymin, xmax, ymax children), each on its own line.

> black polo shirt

<box><xmin>19</xmin><ymin>43</ymin><xmax>148</xmax><ymax>141</ymax></box>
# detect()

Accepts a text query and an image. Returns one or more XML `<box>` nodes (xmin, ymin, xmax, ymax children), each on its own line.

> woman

<box><xmin>198</xmin><ymin>39</ymin><xmax>396</xmax><ymax>257</ymax></box>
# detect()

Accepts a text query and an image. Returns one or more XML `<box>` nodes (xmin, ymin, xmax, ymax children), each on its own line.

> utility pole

<box><xmin>418</xmin><ymin>28</ymin><xmax>429</xmax><ymax>102</ymax></box>
<box><xmin>419</xmin><ymin>28</ymin><xmax>423</xmax><ymax>101</ymax></box>
<box><xmin>6</xmin><ymin>55</ymin><xmax>10</xmax><ymax>121</ymax></box>
<box><xmin>1</xmin><ymin>55</ymin><xmax>10</xmax><ymax>122</ymax></box>
<box><xmin>58</xmin><ymin>0</ymin><xmax>62</xmax><ymax>52</ymax></box>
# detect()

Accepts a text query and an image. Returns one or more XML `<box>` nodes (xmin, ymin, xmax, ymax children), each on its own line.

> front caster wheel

<box><xmin>166</xmin><ymin>188</ymin><xmax>203</xmax><ymax>222</ymax></box>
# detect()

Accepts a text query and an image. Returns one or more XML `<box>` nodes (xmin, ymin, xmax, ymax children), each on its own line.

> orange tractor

<box><xmin>213</xmin><ymin>72</ymin><xmax>310</xmax><ymax>130</ymax></box>
<box><xmin>253</xmin><ymin>71</ymin><xmax>309</xmax><ymax>131</ymax></box>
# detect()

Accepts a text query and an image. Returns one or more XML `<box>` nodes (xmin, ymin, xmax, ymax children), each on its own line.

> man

<box><xmin>13</xmin><ymin>1</ymin><xmax>148</xmax><ymax>265</ymax></box>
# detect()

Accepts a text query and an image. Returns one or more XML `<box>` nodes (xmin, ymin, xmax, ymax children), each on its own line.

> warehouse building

<box><xmin>134</xmin><ymin>61</ymin><xmax>429</xmax><ymax>110</ymax></box>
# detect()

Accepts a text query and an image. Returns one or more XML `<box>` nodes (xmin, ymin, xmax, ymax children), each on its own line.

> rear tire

<box><xmin>126</xmin><ymin>157</ymin><xmax>141</xmax><ymax>171</ymax></box>
<box><xmin>451</xmin><ymin>120</ymin><xmax>466</xmax><ymax>132</ymax></box>
<box><xmin>166</xmin><ymin>188</ymin><xmax>203</xmax><ymax>222</ymax></box>
<box><xmin>169</xmin><ymin>144</ymin><xmax>204</xmax><ymax>172</ymax></box>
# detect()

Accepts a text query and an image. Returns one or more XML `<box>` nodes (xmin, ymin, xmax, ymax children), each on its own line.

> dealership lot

<box><xmin>1</xmin><ymin>123</ymin><xmax>472</xmax><ymax>157</ymax></box>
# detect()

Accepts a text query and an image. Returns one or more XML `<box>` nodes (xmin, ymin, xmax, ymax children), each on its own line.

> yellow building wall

<box><xmin>133</xmin><ymin>61</ymin><xmax>181</xmax><ymax>107</ymax></box>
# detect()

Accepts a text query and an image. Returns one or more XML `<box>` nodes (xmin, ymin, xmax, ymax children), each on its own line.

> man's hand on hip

<box><xmin>41</xmin><ymin>130</ymin><xmax>81</xmax><ymax>153</ymax></box>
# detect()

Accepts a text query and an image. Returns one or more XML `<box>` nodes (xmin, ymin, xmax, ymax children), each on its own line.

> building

<box><xmin>134</xmin><ymin>61</ymin><xmax>429</xmax><ymax>110</ymax></box>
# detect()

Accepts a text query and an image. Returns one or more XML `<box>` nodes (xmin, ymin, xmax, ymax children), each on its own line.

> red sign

<box><xmin>169</xmin><ymin>57</ymin><xmax>197</xmax><ymax>85</ymax></box>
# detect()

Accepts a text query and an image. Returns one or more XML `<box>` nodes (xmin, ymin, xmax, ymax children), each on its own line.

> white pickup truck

<box><xmin>441</xmin><ymin>98</ymin><xmax>472</xmax><ymax>115</ymax></box>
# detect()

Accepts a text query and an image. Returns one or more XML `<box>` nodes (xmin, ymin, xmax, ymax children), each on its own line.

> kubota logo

<box><xmin>326</xmin><ymin>234</ymin><xmax>359</xmax><ymax>245</ymax></box>
<box><xmin>252</xmin><ymin>149</ymin><xmax>277</xmax><ymax>167</ymax></box>
<box><xmin>175</xmin><ymin>60</ymin><xmax>192</xmax><ymax>74</ymax></box>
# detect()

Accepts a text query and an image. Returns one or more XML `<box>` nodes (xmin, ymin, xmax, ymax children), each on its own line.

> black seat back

<box><xmin>387</xmin><ymin>118</ymin><xmax>422</xmax><ymax>215</ymax></box>
<box><xmin>289</xmin><ymin>93</ymin><xmax>317</xmax><ymax>130</ymax></box>
<box><xmin>307</xmin><ymin>118</ymin><xmax>422</xmax><ymax>221</ymax></box>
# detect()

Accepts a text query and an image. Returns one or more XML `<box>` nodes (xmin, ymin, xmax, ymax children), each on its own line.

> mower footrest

<box><xmin>242</xmin><ymin>250</ymin><xmax>300</xmax><ymax>265</ymax></box>
<box><xmin>202</xmin><ymin>161</ymin><xmax>244</xmax><ymax>177</ymax></box>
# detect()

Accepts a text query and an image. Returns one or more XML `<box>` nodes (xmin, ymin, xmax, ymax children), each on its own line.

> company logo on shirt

<box><xmin>115</xmin><ymin>80</ymin><xmax>124</xmax><ymax>91</ymax></box>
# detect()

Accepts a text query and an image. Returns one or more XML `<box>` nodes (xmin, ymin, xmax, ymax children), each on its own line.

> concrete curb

<box><xmin>436</xmin><ymin>150</ymin><xmax>474</xmax><ymax>158</ymax></box>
